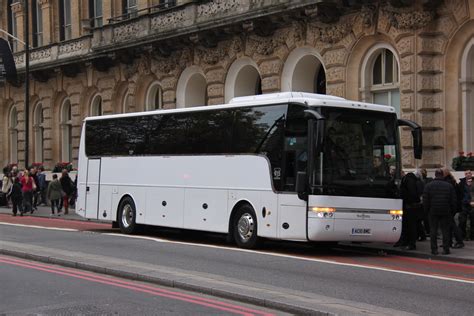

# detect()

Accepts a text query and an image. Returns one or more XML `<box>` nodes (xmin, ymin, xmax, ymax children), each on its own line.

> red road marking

<box><xmin>0</xmin><ymin>213</ymin><xmax>111</xmax><ymax>231</ymax></box>
<box><xmin>0</xmin><ymin>256</ymin><xmax>274</xmax><ymax>316</ymax></box>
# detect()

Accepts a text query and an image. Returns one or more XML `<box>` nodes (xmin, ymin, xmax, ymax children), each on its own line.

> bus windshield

<box><xmin>312</xmin><ymin>108</ymin><xmax>400</xmax><ymax>199</ymax></box>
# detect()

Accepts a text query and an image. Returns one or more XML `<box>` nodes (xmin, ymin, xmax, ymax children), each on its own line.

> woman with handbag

<box><xmin>20</xmin><ymin>169</ymin><xmax>35</xmax><ymax>214</ymax></box>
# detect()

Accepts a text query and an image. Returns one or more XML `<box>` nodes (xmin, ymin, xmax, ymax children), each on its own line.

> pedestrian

<box><xmin>30</xmin><ymin>167</ymin><xmax>39</xmax><ymax>211</ymax></box>
<box><xmin>458</xmin><ymin>170</ymin><xmax>474</xmax><ymax>241</ymax></box>
<box><xmin>423</xmin><ymin>169</ymin><xmax>457</xmax><ymax>255</ymax></box>
<box><xmin>413</xmin><ymin>170</ymin><xmax>427</xmax><ymax>242</ymax></box>
<box><xmin>9</xmin><ymin>177</ymin><xmax>23</xmax><ymax>216</ymax></box>
<box><xmin>60</xmin><ymin>169</ymin><xmax>74</xmax><ymax>215</ymax></box>
<box><xmin>36</xmin><ymin>166</ymin><xmax>47</xmax><ymax>206</ymax></box>
<box><xmin>419</xmin><ymin>168</ymin><xmax>432</xmax><ymax>236</ymax></box>
<box><xmin>1</xmin><ymin>167</ymin><xmax>13</xmax><ymax>207</ymax></box>
<box><xmin>395</xmin><ymin>171</ymin><xmax>423</xmax><ymax>250</ymax></box>
<box><xmin>20</xmin><ymin>169</ymin><xmax>36</xmax><ymax>214</ymax></box>
<box><xmin>47</xmin><ymin>174</ymin><xmax>62</xmax><ymax>215</ymax></box>
<box><xmin>442</xmin><ymin>168</ymin><xmax>465</xmax><ymax>249</ymax></box>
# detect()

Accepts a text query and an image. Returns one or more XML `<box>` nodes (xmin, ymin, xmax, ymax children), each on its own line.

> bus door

<box><xmin>278</xmin><ymin>136</ymin><xmax>308</xmax><ymax>241</ymax></box>
<box><xmin>85</xmin><ymin>158</ymin><xmax>101</xmax><ymax>219</ymax></box>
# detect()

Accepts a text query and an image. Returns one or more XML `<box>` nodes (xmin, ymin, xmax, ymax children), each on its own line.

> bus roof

<box><xmin>84</xmin><ymin>92</ymin><xmax>396</xmax><ymax>122</ymax></box>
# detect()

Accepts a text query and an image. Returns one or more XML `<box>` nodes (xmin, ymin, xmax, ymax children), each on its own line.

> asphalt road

<box><xmin>1</xmin><ymin>219</ymin><xmax>473</xmax><ymax>315</ymax></box>
<box><xmin>0</xmin><ymin>255</ymin><xmax>282</xmax><ymax>316</ymax></box>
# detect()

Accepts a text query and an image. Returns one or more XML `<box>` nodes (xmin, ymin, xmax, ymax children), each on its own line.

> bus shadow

<box><xmin>133</xmin><ymin>225</ymin><xmax>382</xmax><ymax>260</ymax></box>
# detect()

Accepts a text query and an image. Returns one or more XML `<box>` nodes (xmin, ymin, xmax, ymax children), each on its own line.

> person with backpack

<box><xmin>60</xmin><ymin>169</ymin><xmax>74</xmax><ymax>215</ymax></box>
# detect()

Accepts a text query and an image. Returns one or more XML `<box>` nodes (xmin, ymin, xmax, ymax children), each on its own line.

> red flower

<box><xmin>459</xmin><ymin>151</ymin><xmax>465</xmax><ymax>156</ymax></box>
<box><xmin>384</xmin><ymin>154</ymin><xmax>392</xmax><ymax>159</ymax></box>
<box><xmin>468</xmin><ymin>152</ymin><xmax>473</xmax><ymax>158</ymax></box>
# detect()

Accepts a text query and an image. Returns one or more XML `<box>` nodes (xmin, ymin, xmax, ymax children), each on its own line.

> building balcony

<box><xmin>11</xmin><ymin>0</ymin><xmax>359</xmax><ymax>73</ymax></box>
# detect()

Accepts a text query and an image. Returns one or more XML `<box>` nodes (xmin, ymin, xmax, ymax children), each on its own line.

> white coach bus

<box><xmin>76</xmin><ymin>92</ymin><xmax>422</xmax><ymax>248</ymax></box>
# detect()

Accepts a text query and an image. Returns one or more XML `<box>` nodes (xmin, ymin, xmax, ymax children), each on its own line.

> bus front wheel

<box><xmin>118</xmin><ymin>197</ymin><xmax>137</xmax><ymax>234</ymax></box>
<box><xmin>233</xmin><ymin>205</ymin><xmax>260</xmax><ymax>249</ymax></box>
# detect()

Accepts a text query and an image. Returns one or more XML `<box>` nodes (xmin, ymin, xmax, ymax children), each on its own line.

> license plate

<box><xmin>351</xmin><ymin>228</ymin><xmax>371</xmax><ymax>235</ymax></box>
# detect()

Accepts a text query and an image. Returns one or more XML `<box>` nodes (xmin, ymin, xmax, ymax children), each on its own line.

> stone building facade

<box><xmin>0</xmin><ymin>0</ymin><xmax>473</xmax><ymax>170</ymax></box>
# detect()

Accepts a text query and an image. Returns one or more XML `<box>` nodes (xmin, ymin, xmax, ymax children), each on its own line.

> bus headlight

<box><xmin>311</xmin><ymin>207</ymin><xmax>336</xmax><ymax>218</ymax></box>
<box><xmin>389</xmin><ymin>210</ymin><xmax>403</xmax><ymax>220</ymax></box>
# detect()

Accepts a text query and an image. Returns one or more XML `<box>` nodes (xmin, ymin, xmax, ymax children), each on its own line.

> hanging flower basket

<box><xmin>53</xmin><ymin>162</ymin><xmax>73</xmax><ymax>173</ymax></box>
<box><xmin>452</xmin><ymin>152</ymin><xmax>474</xmax><ymax>171</ymax></box>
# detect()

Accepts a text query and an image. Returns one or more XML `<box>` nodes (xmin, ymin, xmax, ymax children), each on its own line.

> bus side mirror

<box><xmin>412</xmin><ymin>128</ymin><xmax>422</xmax><ymax>160</ymax></box>
<box><xmin>296</xmin><ymin>171</ymin><xmax>308</xmax><ymax>201</ymax></box>
<box><xmin>398</xmin><ymin>119</ymin><xmax>423</xmax><ymax>160</ymax></box>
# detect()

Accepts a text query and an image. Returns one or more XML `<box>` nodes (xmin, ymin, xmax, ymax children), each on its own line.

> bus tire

<box><xmin>118</xmin><ymin>196</ymin><xmax>137</xmax><ymax>234</ymax></box>
<box><xmin>232</xmin><ymin>204</ymin><xmax>260</xmax><ymax>249</ymax></box>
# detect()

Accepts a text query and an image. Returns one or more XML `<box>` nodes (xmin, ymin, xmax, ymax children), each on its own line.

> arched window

<box><xmin>461</xmin><ymin>38</ymin><xmax>474</xmax><ymax>152</ymax></box>
<box><xmin>90</xmin><ymin>94</ymin><xmax>103</xmax><ymax>116</ymax></box>
<box><xmin>33</xmin><ymin>103</ymin><xmax>45</xmax><ymax>163</ymax></box>
<box><xmin>123</xmin><ymin>92</ymin><xmax>132</xmax><ymax>113</ymax></box>
<box><xmin>225</xmin><ymin>58</ymin><xmax>261</xmax><ymax>102</ymax></box>
<box><xmin>60</xmin><ymin>100</ymin><xmax>72</xmax><ymax>163</ymax></box>
<box><xmin>146</xmin><ymin>82</ymin><xmax>163</xmax><ymax>111</ymax></box>
<box><xmin>8</xmin><ymin>107</ymin><xmax>19</xmax><ymax>163</ymax></box>
<box><xmin>370</xmin><ymin>49</ymin><xmax>400</xmax><ymax>113</ymax></box>
<box><xmin>282</xmin><ymin>48</ymin><xmax>326</xmax><ymax>94</ymax></box>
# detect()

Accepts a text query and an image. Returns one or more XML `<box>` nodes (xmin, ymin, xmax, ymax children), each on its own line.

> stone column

<box><xmin>12</xmin><ymin>1</ymin><xmax>24</xmax><ymax>51</ymax></box>
<box><xmin>103</xmin><ymin>0</ymin><xmax>114</xmax><ymax>24</ymax></box>
<box><xmin>461</xmin><ymin>80</ymin><xmax>474</xmax><ymax>152</ymax></box>
<box><xmin>39</xmin><ymin>0</ymin><xmax>52</xmax><ymax>45</ymax></box>
<box><xmin>71</xmin><ymin>0</ymin><xmax>81</xmax><ymax>38</ymax></box>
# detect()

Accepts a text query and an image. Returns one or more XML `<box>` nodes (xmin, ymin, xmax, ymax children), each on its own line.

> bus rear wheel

<box><xmin>233</xmin><ymin>205</ymin><xmax>260</xmax><ymax>249</ymax></box>
<box><xmin>118</xmin><ymin>197</ymin><xmax>137</xmax><ymax>234</ymax></box>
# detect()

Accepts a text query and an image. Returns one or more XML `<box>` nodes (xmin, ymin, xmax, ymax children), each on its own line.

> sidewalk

<box><xmin>1</xmin><ymin>204</ymin><xmax>473</xmax><ymax>265</ymax></box>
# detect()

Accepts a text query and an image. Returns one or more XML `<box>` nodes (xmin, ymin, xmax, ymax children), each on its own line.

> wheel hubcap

<box><xmin>237</xmin><ymin>213</ymin><xmax>254</xmax><ymax>241</ymax></box>
<box><xmin>121</xmin><ymin>204</ymin><xmax>133</xmax><ymax>228</ymax></box>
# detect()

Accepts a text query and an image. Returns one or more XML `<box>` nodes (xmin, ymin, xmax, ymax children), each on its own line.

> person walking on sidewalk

<box><xmin>20</xmin><ymin>170</ymin><xmax>36</xmax><ymax>214</ymax></box>
<box><xmin>423</xmin><ymin>169</ymin><xmax>457</xmax><ymax>255</ymax></box>
<box><xmin>458</xmin><ymin>170</ymin><xmax>474</xmax><ymax>241</ymax></box>
<box><xmin>2</xmin><ymin>167</ymin><xmax>13</xmax><ymax>207</ymax></box>
<box><xmin>60</xmin><ymin>169</ymin><xmax>74</xmax><ymax>215</ymax></box>
<box><xmin>47</xmin><ymin>174</ymin><xmax>62</xmax><ymax>215</ymax></box>
<box><xmin>442</xmin><ymin>168</ymin><xmax>465</xmax><ymax>249</ymax></box>
<box><xmin>9</xmin><ymin>177</ymin><xmax>23</xmax><ymax>216</ymax></box>
<box><xmin>395</xmin><ymin>171</ymin><xmax>424</xmax><ymax>250</ymax></box>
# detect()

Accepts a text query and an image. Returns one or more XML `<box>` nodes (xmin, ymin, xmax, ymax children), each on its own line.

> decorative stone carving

<box><xmin>197</xmin><ymin>0</ymin><xmax>240</xmax><ymax>19</ymax></box>
<box><xmin>113</xmin><ymin>22</ymin><xmax>140</xmax><ymax>42</ymax></box>
<box><xmin>11</xmin><ymin>2</ymin><xmax>23</xmax><ymax>13</ymax></box>
<box><xmin>247</xmin><ymin>34</ymin><xmax>286</xmax><ymax>56</ymax></box>
<box><xmin>318</xmin><ymin>21</ymin><xmax>352</xmax><ymax>44</ymax></box>
<box><xmin>14</xmin><ymin>54</ymin><xmax>25</xmax><ymax>66</ymax></box>
<box><xmin>384</xmin><ymin>6</ymin><xmax>435</xmax><ymax>30</ymax></box>
<box><xmin>151</xmin><ymin>9</ymin><xmax>186</xmax><ymax>30</ymax></box>
<box><xmin>137</xmin><ymin>58</ymin><xmax>151</xmax><ymax>76</ymax></box>
<box><xmin>360</xmin><ymin>5</ymin><xmax>377</xmax><ymax>28</ymax></box>
<box><xmin>153</xmin><ymin>49</ymin><xmax>191</xmax><ymax>75</ymax></box>
<box><xmin>31</xmin><ymin>48</ymin><xmax>52</xmax><ymax>61</ymax></box>
<box><xmin>196</xmin><ymin>45</ymin><xmax>227</xmax><ymax>65</ymax></box>
<box><xmin>59</xmin><ymin>39</ymin><xmax>85</xmax><ymax>56</ymax></box>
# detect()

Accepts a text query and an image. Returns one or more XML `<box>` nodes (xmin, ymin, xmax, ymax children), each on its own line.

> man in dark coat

<box><xmin>423</xmin><ymin>169</ymin><xmax>457</xmax><ymax>255</ymax></box>
<box><xmin>396</xmin><ymin>172</ymin><xmax>423</xmax><ymax>250</ymax></box>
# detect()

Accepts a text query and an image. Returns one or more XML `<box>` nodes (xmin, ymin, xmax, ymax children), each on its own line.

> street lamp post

<box><xmin>24</xmin><ymin>0</ymin><xmax>30</xmax><ymax>169</ymax></box>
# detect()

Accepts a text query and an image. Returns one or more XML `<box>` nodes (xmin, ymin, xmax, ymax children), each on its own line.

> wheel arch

<box><xmin>115</xmin><ymin>193</ymin><xmax>135</xmax><ymax>223</ymax></box>
<box><xmin>227</xmin><ymin>199</ymin><xmax>257</xmax><ymax>242</ymax></box>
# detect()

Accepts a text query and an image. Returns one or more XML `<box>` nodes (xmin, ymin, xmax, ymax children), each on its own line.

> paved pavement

<box><xmin>1</xmin><ymin>203</ymin><xmax>472</xmax><ymax>265</ymax></box>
